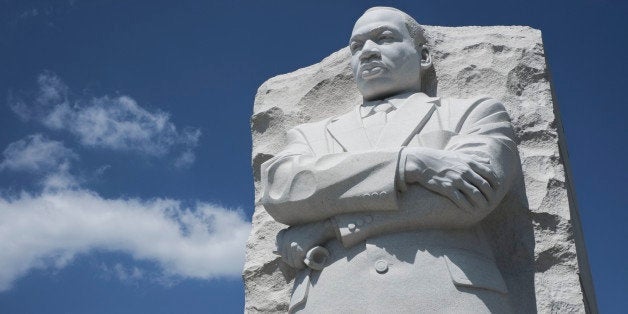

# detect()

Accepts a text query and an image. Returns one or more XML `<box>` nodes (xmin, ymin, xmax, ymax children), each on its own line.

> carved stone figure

<box><xmin>259</xmin><ymin>7</ymin><xmax>520</xmax><ymax>313</ymax></box>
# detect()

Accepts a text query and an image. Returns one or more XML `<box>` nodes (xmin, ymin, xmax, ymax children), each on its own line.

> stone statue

<box><xmin>259</xmin><ymin>7</ymin><xmax>520</xmax><ymax>313</ymax></box>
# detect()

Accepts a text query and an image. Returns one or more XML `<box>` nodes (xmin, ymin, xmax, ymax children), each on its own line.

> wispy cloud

<box><xmin>9</xmin><ymin>72</ymin><xmax>201</xmax><ymax>167</ymax></box>
<box><xmin>0</xmin><ymin>134</ymin><xmax>76</xmax><ymax>173</ymax></box>
<box><xmin>0</xmin><ymin>135</ymin><xmax>249</xmax><ymax>291</ymax></box>
<box><xmin>0</xmin><ymin>134</ymin><xmax>79</xmax><ymax>190</ymax></box>
<box><xmin>0</xmin><ymin>189</ymin><xmax>250</xmax><ymax>292</ymax></box>
<box><xmin>0</xmin><ymin>73</ymin><xmax>248</xmax><ymax>291</ymax></box>
<box><xmin>2</xmin><ymin>1</ymin><xmax>79</xmax><ymax>38</ymax></box>
<box><xmin>99</xmin><ymin>263</ymin><xmax>145</xmax><ymax>284</ymax></box>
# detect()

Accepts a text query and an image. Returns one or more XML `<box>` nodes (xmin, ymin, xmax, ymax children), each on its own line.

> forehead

<box><xmin>351</xmin><ymin>9</ymin><xmax>408</xmax><ymax>38</ymax></box>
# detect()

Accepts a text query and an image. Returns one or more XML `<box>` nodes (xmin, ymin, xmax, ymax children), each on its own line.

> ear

<box><xmin>420</xmin><ymin>46</ymin><xmax>432</xmax><ymax>70</ymax></box>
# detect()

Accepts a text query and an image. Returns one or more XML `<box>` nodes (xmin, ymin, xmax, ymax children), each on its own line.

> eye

<box><xmin>378</xmin><ymin>31</ymin><xmax>395</xmax><ymax>42</ymax></box>
<box><xmin>350</xmin><ymin>41</ymin><xmax>363</xmax><ymax>54</ymax></box>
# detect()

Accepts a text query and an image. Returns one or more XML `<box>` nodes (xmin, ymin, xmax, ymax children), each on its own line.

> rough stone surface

<box><xmin>245</xmin><ymin>25</ymin><xmax>597</xmax><ymax>313</ymax></box>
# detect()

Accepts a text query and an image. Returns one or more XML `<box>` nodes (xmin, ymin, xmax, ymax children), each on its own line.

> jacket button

<box><xmin>375</xmin><ymin>260</ymin><xmax>388</xmax><ymax>273</ymax></box>
<box><xmin>348</xmin><ymin>223</ymin><xmax>356</xmax><ymax>231</ymax></box>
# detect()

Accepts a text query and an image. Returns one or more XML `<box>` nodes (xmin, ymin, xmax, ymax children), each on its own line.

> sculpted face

<box><xmin>350</xmin><ymin>9</ymin><xmax>423</xmax><ymax>100</ymax></box>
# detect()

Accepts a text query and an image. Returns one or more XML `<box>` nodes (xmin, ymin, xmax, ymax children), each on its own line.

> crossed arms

<box><xmin>260</xmin><ymin>98</ymin><xmax>518</xmax><ymax>268</ymax></box>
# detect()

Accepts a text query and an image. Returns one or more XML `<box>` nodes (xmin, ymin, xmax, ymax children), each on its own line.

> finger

<box><xmin>461</xmin><ymin>170</ymin><xmax>493</xmax><ymax>200</ymax></box>
<box><xmin>283</xmin><ymin>242</ymin><xmax>296</xmax><ymax>268</ymax></box>
<box><xmin>279</xmin><ymin>242</ymin><xmax>290</xmax><ymax>265</ymax></box>
<box><xmin>455</xmin><ymin>178</ymin><xmax>488</xmax><ymax>209</ymax></box>
<box><xmin>428</xmin><ymin>181</ymin><xmax>472</xmax><ymax>212</ymax></box>
<box><xmin>471</xmin><ymin>155</ymin><xmax>491</xmax><ymax>164</ymax></box>
<box><xmin>446</xmin><ymin>188</ymin><xmax>474</xmax><ymax>213</ymax></box>
<box><xmin>468</xmin><ymin>161</ymin><xmax>499</xmax><ymax>188</ymax></box>
<box><xmin>289</xmin><ymin>242</ymin><xmax>305</xmax><ymax>269</ymax></box>
<box><xmin>403</xmin><ymin>157</ymin><xmax>422</xmax><ymax>184</ymax></box>
<box><xmin>288</xmin><ymin>242</ymin><xmax>299</xmax><ymax>268</ymax></box>
<box><xmin>453</xmin><ymin>189</ymin><xmax>474</xmax><ymax>212</ymax></box>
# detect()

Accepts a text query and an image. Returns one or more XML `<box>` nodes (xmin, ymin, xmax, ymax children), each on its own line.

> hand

<box><xmin>276</xmin><ymin>220</ymin><xmax>335</xmax><ymax>269</ymax></box>
<box><xmin>403</xmin><ymin>147</ymin><xmax>499</xmax><ymax>212</ymax></box>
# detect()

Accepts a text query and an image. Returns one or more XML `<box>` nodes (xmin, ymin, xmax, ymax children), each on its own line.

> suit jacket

<box><xmin>260</xmin><ymin>92</ymin><xmax>519</xmax><ymax>313</ymax></box>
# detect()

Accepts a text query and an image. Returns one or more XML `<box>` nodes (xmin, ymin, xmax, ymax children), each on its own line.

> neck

<box><xmin>363</xmin><ymin>90</ymin><xmax>419</xmax><ymax>102</ymax></box>
<box><xmin>362</xmin><ymin>85</ymin><xmax>422</xmax><ymax>101</ymax></box>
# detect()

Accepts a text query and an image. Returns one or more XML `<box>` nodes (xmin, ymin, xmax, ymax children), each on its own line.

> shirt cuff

<box><xmin>329</xmin><ymin>217</ymin><xmax>342</xmax><ymax>242</ymax></box>
<box><xmin>396</xmin><ymin>148</ymin><xmax>408</xmax><ymax>192</ymax></box>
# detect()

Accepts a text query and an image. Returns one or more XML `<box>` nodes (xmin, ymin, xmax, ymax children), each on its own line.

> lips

<box><xmin>360</xmin><ymin>62</ymin><xmax>387</xmax><ymax>79</ymax></box>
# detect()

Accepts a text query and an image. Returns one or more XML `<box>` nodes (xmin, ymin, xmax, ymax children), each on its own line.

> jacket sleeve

<box><xmin>333</xmin><ymin>98</ymin><xmax>520</xmax><ymax>247</ymax></box>
<box><xmin>260</xmin><ymin>126</ymin><xmax>402</xmax><ymax>226</ymax></box>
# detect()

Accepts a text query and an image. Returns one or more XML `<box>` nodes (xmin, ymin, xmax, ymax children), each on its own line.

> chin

<box><xmin>358</xmin><ymin>81</ymin><xmax>397</xmax><ymax>100</ymax></box>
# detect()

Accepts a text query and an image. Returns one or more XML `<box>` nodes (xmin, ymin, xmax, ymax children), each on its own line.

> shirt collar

<box><xmin>360</xmin><ymin>91</ymin><xmax>417</xmax><ymax>117</ymax></box>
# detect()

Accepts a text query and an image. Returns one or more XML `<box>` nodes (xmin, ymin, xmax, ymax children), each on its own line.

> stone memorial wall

<box><xmin>245</xmin><ymin>25</ymin><xmax>596</xmax><ymax>313</ymax></box>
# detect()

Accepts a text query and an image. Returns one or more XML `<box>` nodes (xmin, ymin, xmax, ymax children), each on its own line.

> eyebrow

<box><xmin>350</xmin><ymin>25</ymin><xmax>399</xmax><ymax>42</ymax></box>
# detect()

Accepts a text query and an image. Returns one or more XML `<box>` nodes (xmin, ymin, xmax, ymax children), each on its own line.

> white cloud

<box><xmin>174</xmin><ymin>150</ymin><xmax>196</xmax><ymax>168</ymax></box>
<box><xmin>0</xmin><ymin>73</ymin><xmax>247</xmax><ymax>292</ymax></box>
<box><xmin>101</xmin><ymin>263</ymin><xmax>145</xmax><ymax>283</ymax></box>
<box><xmin>9</xmin><ymin>72</ymin><xmax>201</xmax><ymax>166</ymax></box>
<box><xmin>40</xmin><ymin>162</ymin><xmax>79</xmax><ymax>191</ymax></box>
<box><xmin>0</xmin><ymin>134</ymin><xmax>76</xmax><ymax>173</ymax></box>
<box><xmin>0</xmin><ymin>189</ymin><xmax>251</xmax><ymax>292</ymax></box>
<box><xmin>0</xmin><ymin>134</ymin><xmax>79</xmax><ymax>190</ymax></box>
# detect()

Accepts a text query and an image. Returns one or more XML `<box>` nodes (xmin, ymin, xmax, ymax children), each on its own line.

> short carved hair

<box><xmin>364</xmin><ymin>7</ymin><xmax>428</xmax><ymax>51</ymax></box>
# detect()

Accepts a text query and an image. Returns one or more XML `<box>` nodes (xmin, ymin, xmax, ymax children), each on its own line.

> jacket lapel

<box><xmin>375</xmin><ymin>93</ymin><xmax>440</xmax><ymax>149</ymax></box>
<box><xmin>326</xmin><ymin>106</ymin><xmax>372</xmax><ymax>151</ymax></box>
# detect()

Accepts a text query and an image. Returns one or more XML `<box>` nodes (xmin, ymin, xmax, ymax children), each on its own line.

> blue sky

<box><xmin>0</xmin><ymin>0</ymin><xmax>626</xmax><ymax>313</ymax></box>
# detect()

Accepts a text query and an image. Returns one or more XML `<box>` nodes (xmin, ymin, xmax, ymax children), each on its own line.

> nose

<box><xmin>359</xmin><ymin>40</ymin><xmax>380</xmax><ymax>62</ymax></box>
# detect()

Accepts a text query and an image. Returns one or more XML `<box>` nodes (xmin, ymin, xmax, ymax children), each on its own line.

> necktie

<box><xmin>362</xmin><ymin>100</ymin><xmax>395</xmax><ymax>144</ymax></box>
<box><xmin>363</xmin><ymin>100</ymin><xmax>394</xmax><ymax>126</ymax></box>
